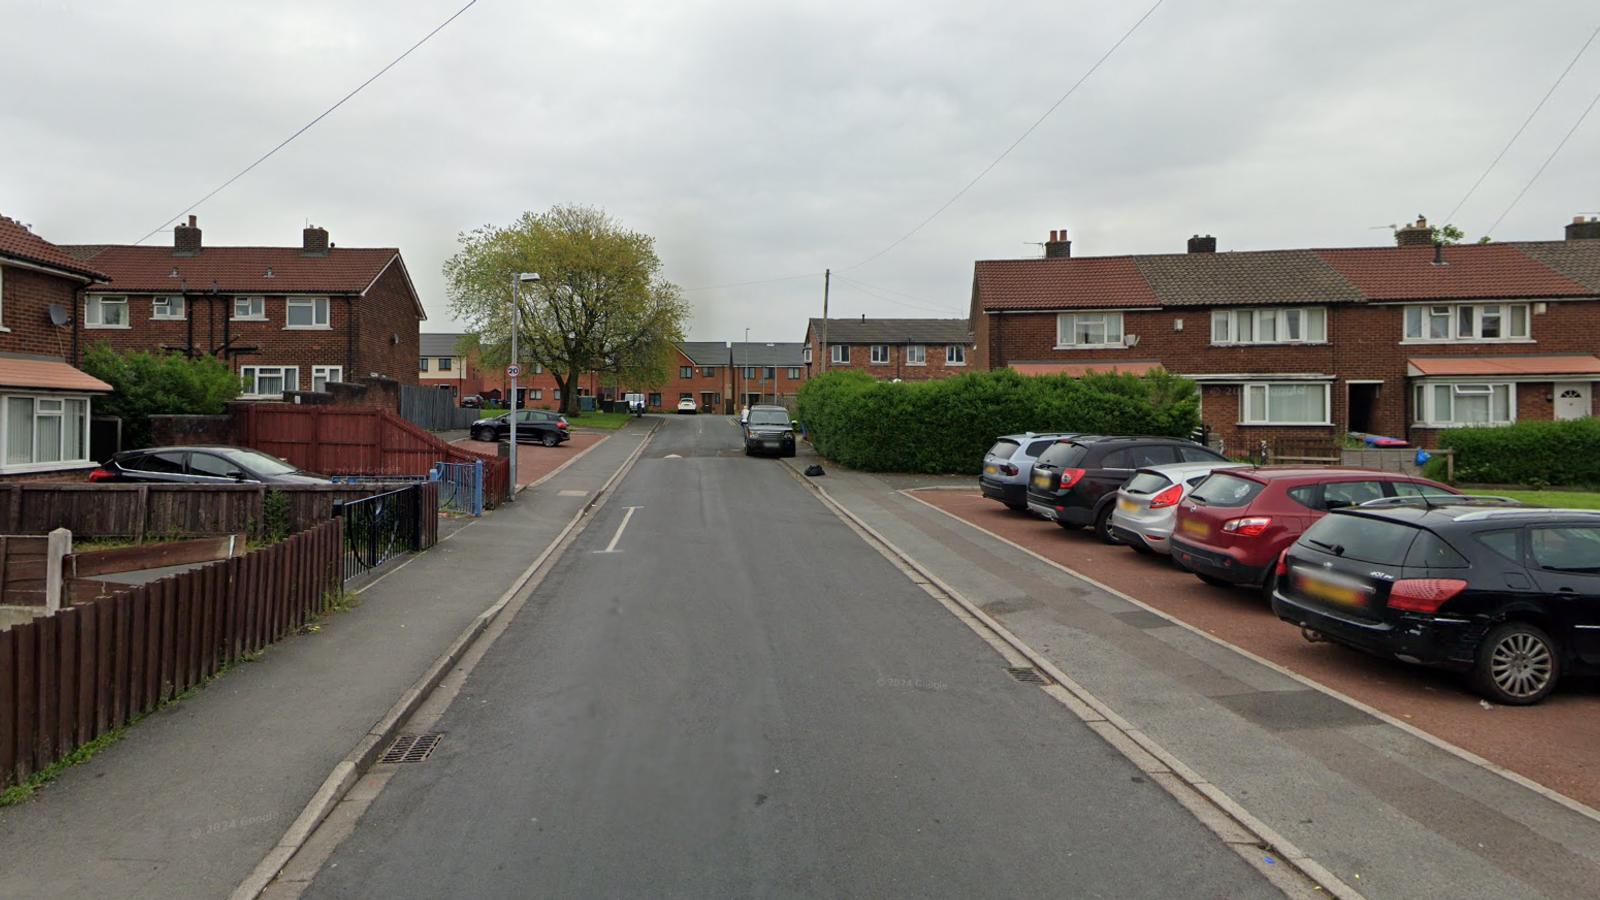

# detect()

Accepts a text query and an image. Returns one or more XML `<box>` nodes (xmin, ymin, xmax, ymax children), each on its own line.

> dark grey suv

<box><xmin>1026</xmin><ymin>435</ymin><xmax>1229</xmax><ymax>543</ymax></box>
<box><xmin>744</xmin><ymin>405</ymin><xmax>797</xmax><ymax>457</ymax></box>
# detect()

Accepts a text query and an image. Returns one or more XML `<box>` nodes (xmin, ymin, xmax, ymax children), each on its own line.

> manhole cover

<box><xmin>380</xmin><ymin>732</ymin><xmax>444</xmax><ymax>764</ymax></box>
<box><xmin>1003</xmin><ymin>666</ymin><xmax>1051</xmax><ymax>685</ymax></box>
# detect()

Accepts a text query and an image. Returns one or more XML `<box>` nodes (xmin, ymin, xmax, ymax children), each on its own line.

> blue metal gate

<box><xmin>330</xmin><ymin>458</ymin><xmax>484</xmax><ymax>517</ymax></box>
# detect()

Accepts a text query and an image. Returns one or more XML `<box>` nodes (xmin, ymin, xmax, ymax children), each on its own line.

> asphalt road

<box><xmin>301</xmin><ymin>415</ymin><xmax>1283</xmax><ymax>899</ymax></box>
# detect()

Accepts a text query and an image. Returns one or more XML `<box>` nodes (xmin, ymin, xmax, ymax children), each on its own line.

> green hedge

<box><xmin>1438</xmin><ymin>418</ymin><xmax>1600</xmax><ymax>488</ymax></box>
<box><xmin>795</xmin><ymin>369</ymin><xmax>1200</xmax><ymax>474</ymax></box>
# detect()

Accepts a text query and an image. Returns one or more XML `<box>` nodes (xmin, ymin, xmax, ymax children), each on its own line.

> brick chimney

<box><xmin>173</xmin><ymin>215</ymin><xmax>201</xmax><ymax>256</ymax></box>
<box><xmin>1566</xmin><ymin>215</ymin><xmax>1600</xmax><ymax>241</ymax></box>
<box><xmin>302</xmin><ymin>224</ymin><xmax>330</xmax><ymax>256</ymax></box>
<box><xmin>1395</xmin><ymin>216</ymin><xmax>1434</xmax><ymax>247</ymax></box>
<box><xmin>1187</xmin><ymin>234</ymin><xmax>1217</xmax><ymax>254</ymax></box>
<box><xmin>1044</xmin><ymin>228</ymin><xmax>1072</xmax><ymax>259</ymax></box>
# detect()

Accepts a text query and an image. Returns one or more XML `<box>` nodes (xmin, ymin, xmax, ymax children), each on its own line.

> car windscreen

<box><xmin>986</xmin><ymin>440</ymin><xmax>1020</xmax><ymax>460</ymax></box>
<box><xmin>1123</xmin><ymin>471</ymin><xmax>1174</xmax><ymax>495</ymax></box>
<box><xmin>1034</xmin><ymin>442</ymin><xmax>1088</xmax><ymax>467</ymax></box>
<box><xmin>216</xmin><ymin>448</ymin><xmax>301</xmax><ymax>477</ymax></box>
<box><xmin>749</xmin><ymin>410</ymin><xmax>789</xmax><ymax>426</ymax></box>
<box><xmin>1299</xmin><ymin>514</ymin><xmax>1420</xmax><ymax>567</ymax></box>
<box><xmin>1187</xmin><ymin>472</ymin><xmax>1264</xmax><ymax>508</ymax></box>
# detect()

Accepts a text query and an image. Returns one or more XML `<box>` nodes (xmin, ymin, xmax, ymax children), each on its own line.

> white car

<box><xmin>676</xmin><ymin>397</ymin><xmax>698</xmax><ymax>415</ymax></box>
<box><xmin>1108</xmin><ymin>461</ymin><xmax>1247</xmax><ymax>555</ymax></box>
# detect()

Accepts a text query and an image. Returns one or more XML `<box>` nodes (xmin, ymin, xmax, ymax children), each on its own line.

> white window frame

<box><xmin>906</xmin><ymin>344</ymin><xmax>926</xmax><ymax>365</ymax></box>
<box><xmin>151</xmin><ymin>295</ymin><xmax>186</xmax><ymax>320</ymax></box>
<box><xmin>1</xmin><ymin>394</ymin><xmax>94</xmax><ymax>473</ymax></box>
<box><xmin>787</xmin><ymin>367</ymin><xmax>802</xmax><ymax>379</ymax></box>
<box><xmin>1210</xmin><ymin>307</ymin><xmax>1326</xmax><ymax>345</ymax></box>
<box><xmin>419</xmin><ymin>357</ymin><xmax>430</xmax><ymax>372</ymax></box>
<box><xmin>1056</xmin><ymin>312</ymin><xmax>1124</xmax><ymax>348</ymax></box>
<box><xmin>1240</xmin><ymin>382</ymin><xmax>1331</xmax><ymax>425</ymax></box>
<box><xmin>831</xmin><ymin>344</ymin><xmax>849</xmax><ymax>364</ymax></box>
<box><xmin>240</xmin><ymin>365</ymin><xmax>300</xmax><ymax>398</ymax></box>
<box><xmin>946</xmin><ymin>345</ymin><xmax>967</xmax><ymax>365</ymax></box>
<box><xmin>311</xmin><ymin>365</ymin><xmax>343</xmax><ymax>392</ymax></box>
<box><xmin>85</xmin><ymin>296</ymin><xmax>129</xmax><ymax>328</ymax></box>
<box><xmin>1402</xmin><ymin>303</ymin><xmax>1531</xmax><ymax>343</ymax></box>
<box><xmin>438</xmin><ymin>357</ymin><xmax>452</xmax><ymax>372</ymax></box>
<box><xmin>285</xmin><ymin>296</ymin><xmax>330</xmax><ymax>330</ymax></box>
<box><xmin>870</xmin><ymin>345</ymin><xmax>890</xmax><ymax>364</ymax></box>
<box><xmin>529</xmin><ymin>389</ymin><xmax>542</xmax><ymax>401</ymax></box>
<box><xmin>1412</xmin><ymin>381</ymin><xmax>1515</xmax><ymax>427</ymax></box>
<box><xmin>233</xmin><ymin>296</ymin><xmax>266</xmax><ymax>320</ymax></box>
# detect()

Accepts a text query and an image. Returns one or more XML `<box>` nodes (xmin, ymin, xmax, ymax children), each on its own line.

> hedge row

<box><xmin>794</xmin><ymin>369</ymin><xmax>1201</xmax><ymax>474</ymax></box>
<box><xmin>1437</xmin><ymin>418</ymin><xmax>1600</xmax><ymax>488</ymax></box>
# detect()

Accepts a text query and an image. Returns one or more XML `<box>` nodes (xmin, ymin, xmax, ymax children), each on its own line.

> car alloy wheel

<box><xmin>542</xmin><ymin>432</ymin><xmax>559</xmax><ymax>447</ymax></box>
<box><xmin>1473</xmin><ymin>622</ymin><xmax>1559</xmax><ymax>705</ymax></box>
<box><xmin>1093</xmin><ymin>505</ymin><xmax>1123</xmax><ymax>545</ymax></box>
<box><xmin>473</xmin><ymin>427</ymin><xmax>492</xmax><ymax>442</ymax></box>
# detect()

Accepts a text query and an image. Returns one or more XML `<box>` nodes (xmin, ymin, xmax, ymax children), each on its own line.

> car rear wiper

<box><xmin>1307</xmin><ymin>538</ymin><xmax>1345</xmax><ymax>556</ymax></box>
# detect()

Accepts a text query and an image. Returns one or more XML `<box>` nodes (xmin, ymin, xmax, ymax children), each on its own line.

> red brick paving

<box><xmin>452</xmin><ymin>431</ymin><xmax>608</xmax><ymax>485</ymax></box>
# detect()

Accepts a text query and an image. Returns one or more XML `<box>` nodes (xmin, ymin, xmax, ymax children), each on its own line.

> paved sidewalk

<box><xmin>0</xmin><ymin>420</ymin><xmax>655</xmax><ymax>900</ymax></box>
<box><xmin>783</xmin><ymin>448</ymin><xmax>1600</xmax><ymax>900</ymax></box>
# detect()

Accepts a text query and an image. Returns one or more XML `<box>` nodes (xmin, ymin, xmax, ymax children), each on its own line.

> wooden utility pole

<box><xmin>820</xmin><ymin>269</ymin><xmax>830</xmax><ymax>375</ymax></box>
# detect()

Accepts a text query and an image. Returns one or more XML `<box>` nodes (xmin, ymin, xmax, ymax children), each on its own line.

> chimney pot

<box><xmin>1187</xmin><ymin>234</ymin><xmax>1217</xmax><ymax>254</ymax></box>
<box><xmin>1565</xmin><ymin>216</ymin><xmax>1600</xmax><ymax>241</ymax></box>
<box><xmin>1044</xmin><ymin>228</ymin><xmax>1072</xmax><ymax>259</ymax></box>
<box><xmin>187</xmin><ymin>215</ymin><xmax>196</xmax><ymax>227</ymax></box>
<box><xmin>1394</xmin><ymin>216</ymin><xmax>1435</xmax><ymax>248</ymax></box>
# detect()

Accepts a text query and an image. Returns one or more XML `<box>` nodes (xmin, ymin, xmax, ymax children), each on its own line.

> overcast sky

<box><xmin>4</xmin><ymin>1</ymin><xmax>1598</xmax><ymax>344</ymax></box>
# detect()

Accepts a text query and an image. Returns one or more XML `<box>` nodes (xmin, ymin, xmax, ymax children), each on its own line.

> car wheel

<box><xmin>472</xmin><ymin>427</ymin><xmax>491</xmax><ymax>442</ymax></box>
<box><xmin>1093</xmin><ymin>506</ymin><xmax>1123</xmax><ymax>545</ymax></box>
<box><xmin>1196</xmin><ymin>573</ymin><xmax>1231</xmax><ymax>588</ymax></box>
<box><xmin>1471</xmin><ymin>622</ymin><xmax>1560</xmax><ymax>705</ymax></box>
<box><xmin>542</xmin><ymin>432</ymin><xmax>559</xmax><ymax>447</ymax></box>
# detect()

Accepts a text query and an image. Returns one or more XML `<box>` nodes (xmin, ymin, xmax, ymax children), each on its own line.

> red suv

<box><xmin>1168</xmin><ymin>467</ymin><xmax>1459</xmax><ymax>597</ymax></box>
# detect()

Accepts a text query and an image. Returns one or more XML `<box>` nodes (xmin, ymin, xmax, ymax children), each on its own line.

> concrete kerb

<box><xmin>781</xmin><ymin>461</ymin><xmax>1365</xmax><ymax>900</ymax></box>
<box><xmin>229</xmin><ymin>417</ymin><xmax>663</xmax><ymax>900</ymax></box>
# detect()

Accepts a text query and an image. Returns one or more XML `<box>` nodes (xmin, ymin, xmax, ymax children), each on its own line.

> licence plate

<box><xmin>762</xmin><ymin>440</ymin><xmax>778</xmax><ymax>448</ymax></box>
<box><xmin>1179</xmin><ymin>518</ymin><xmax>1209</xmax><ymax>538</ymax></box>
<box><xmin>1118</xmin><ymin>498</ymin><xmax>1137</xmax><ymax>513</ymax></box>
<box><xmin>1033</xmin><ymin>473</ymin><xmax>1053</xmax><ymax>488</ymax></box>
<box><xmin>1297</xmin><ymin>574</ymin><xmax>1363</xmax><ymax>607</ymax></box>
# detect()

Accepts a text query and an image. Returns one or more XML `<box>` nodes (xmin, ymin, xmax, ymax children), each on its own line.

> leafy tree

<box><xmin>1429</xmin><ymin>223</ymin><xmax>1492</xmax><ymax>245</ymax></box>
<box><xmin>82</xmin><ymin>344</ymin><xmax>241</xmax><ymax>449</ymax></box>
<box><xmin>443</xmin><ymin>204</ymin><xmax>688</xmax><ymax>414</ymax></box>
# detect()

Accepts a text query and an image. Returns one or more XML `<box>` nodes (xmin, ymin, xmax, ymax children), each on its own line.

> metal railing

<box><xmin>333</xmin><ymin>485</ymin><xmax>423</xmax><ymax>582</ymax></box>
<box><xmin>331</xmin><ymin>459</ymin><xmax>484</xmax><ymax>517</ymax></box>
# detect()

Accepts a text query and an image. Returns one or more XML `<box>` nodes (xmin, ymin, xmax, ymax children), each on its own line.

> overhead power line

<box><xmin>832</xmin><ymin>275</ymin><xmax>962</xmax><ymax>315</ymax></box>
<box><xmin>840</xmin><ymin>0</ymin><xmax>1164</xmax><ymax>272</ymax></box>
<box><xmin>832</xmin><ymin>275</ymin><xmax>963</xmax><ymax>314</ymax></box>
<box><xmin>681</xmin><ymin>271</ymin><xmax>826</xmax><ymax>293</ymax></box>
<box><xmin>1485</xmin><ymin>79</ymin><xmax>1600</xmax><ymax>237</ymax></box>
<box><xmin>135</xmin><ymin>0</ymin><xmax>480</xmax><ymax>244</ymax></box>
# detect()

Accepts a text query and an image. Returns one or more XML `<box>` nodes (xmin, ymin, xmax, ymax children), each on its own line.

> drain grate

<box><xmin>380</xmin><ymin>732</ymin><xmax>445</xmax><ymax>764</ymax></box>
<box><xmin>1004</xmin><ymin>666</ymin><xmax>1051</xmax><ymax>686</ymax></box>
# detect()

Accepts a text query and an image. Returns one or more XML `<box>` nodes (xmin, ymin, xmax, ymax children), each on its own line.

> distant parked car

<box><xmin>1109</xmin><ymin>461</ymin><xmax>1248</xmax><ymax>554</ymax></box>
<box><xmin>1272</xmin><ymin>499</ymin><xmax>1600</xmax><ymax>705</ymax></box>
<box><xmin>743</xmin><ymin>405</ymin><xmax>797</xmax><ymax>457</ymax></box>
<box><xmin>471</xmin><ymin>409</ymin><xmax>570</xmax><ymax>446</ymax></box>
<box><xmin>90</xmin><ymin>446</ymin><xmax>331</xmax><ymax>484</ymax></box>
<box><xmin>460</xmin><ymin>395</ymin><xmax>482</xmax><ymax>408</ymax></box>
<box><xmin>677</xmin><ymin>397</ymin><xmax>698</xmax><ymax>415</ymax></box>
<box><xmin>979</xmin><ymin>432</ymin><xmax>1084</xmax><ymax>511</ymax></box>
<box><xmin>1027</xmin><ymin>435</ymin><xmax>1230</xmax><ymax>543</ymax></box>
<box><xmin>1168</xmin><ymin>467</ymin><xmax>1459</xmax><ymax>598</ymax></box>
<box><xmin>625</xmin><ymin>393</ymin><xmax>646</xmax><ymax>416</ymax></box>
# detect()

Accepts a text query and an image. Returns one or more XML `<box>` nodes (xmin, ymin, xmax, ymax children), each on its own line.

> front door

<box><xmin>1554</xmin><ymin>383</ymin><xmax>1591</xmax><ymax>420</ymax></box>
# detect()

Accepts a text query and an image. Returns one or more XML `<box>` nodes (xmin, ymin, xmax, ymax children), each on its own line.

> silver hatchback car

<box><xmin>1107</xmin><ymin>460</ymin><xmax>1246</xmax><ymax>555</ymax></box>
<box><xmin>979</xmin><ymin>432</ymin><xmax>1083</xmax><ymax>511</ymax></box>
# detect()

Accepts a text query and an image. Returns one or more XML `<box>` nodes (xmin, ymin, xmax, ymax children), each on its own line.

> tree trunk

<box><xmin>557</xmin><ymin>370</ymin><xmax>578</xmax><ymax>415</ymax></box>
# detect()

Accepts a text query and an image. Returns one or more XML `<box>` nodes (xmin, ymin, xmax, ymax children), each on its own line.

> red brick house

<box><xmin>649</xmin><ymin>342</ymin><xmax>732</xmax><ymax>413</ymax></box>
<box><xmin>805</xmin><ymin>317</ymin><xmax>974</xmax><ymax>381</ymax></box>
<box><xmin>64</xmin><ymin>218</ymin><xmax>424</xmax><ymax>400</ymax></box>
<box><xmin>0</xmin><ymin>215</ymin><xmax>114</xmax><ymax>479</ymax></box>
<box><xmin>730</xmin><ymin>341</ymin><xmax>807</xmax><ymax>407</ymax></box>
<box><xmin>972</xmin><ymin>219</ymin><xmax>1600</xmax><ymax>450</ymax></box>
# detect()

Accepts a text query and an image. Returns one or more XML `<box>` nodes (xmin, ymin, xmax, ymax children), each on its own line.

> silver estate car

<box><xmin>979</xmin><ymin>432</ymin><xmax>1083</xmax><ymax>511</ymax></box>
<box><xmin>1107</xmin><ymin>461</ymin><xmax>1246</xmax><ymax>555</ymax></box>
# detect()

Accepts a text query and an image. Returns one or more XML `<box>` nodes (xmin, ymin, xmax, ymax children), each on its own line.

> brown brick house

<box><xmin>805</xmin><ymin>317</ymin><xmax>974</xmax><ymax>381</ymax></box>
<box><xmin>972</xmin><ymin>219</ymin><xmax>1600</xmax><ymax>450</ymax></box>
<box><xmin>63</xmin><ymin>218</ymin><xmax>424</xmax><ymax>400</ymax></box>
<box><xmin>649</xmin><ymin>342</ymin><xmax>732</xmax><ymax>413</ymax></box>
<box><xmin>730</xmin><ymin>341</ymin><xmax>807</xmax><ymax>408</ymax></box>
<box><xmin>0</xmin><ymin>215</ymin><xmax>114</xmax><ymax>479</ymax></box>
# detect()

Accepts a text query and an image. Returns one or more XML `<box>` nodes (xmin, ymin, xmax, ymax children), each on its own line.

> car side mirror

<box><xmin>228</xmin><ymin>470</ymin><xmax>246</xmax><ymax>481</ymax></box>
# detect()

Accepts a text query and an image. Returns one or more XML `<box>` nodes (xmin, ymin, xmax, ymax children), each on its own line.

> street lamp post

<box><xmin>508</xmin><ymin>272</ymin><xmax>540</xmax><ymax>499</ymax></box>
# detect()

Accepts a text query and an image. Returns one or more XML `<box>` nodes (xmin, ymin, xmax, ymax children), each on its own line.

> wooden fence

<box><xmin>400</xmin><ymin>384</ymin><xmax>482</xmax><ymax>432</ymax></box>
<box><xmin>0</xmin><ymin>519</ymin><xmax>342</xmax><ymax>788</ymax></box>
<box><xmin>0</xmin><ymin>483</ymin><xmax>404</xmax><ymax>540</ymax></box>
<box><xmin>234</xmin><ymin>404</ymin><xmax>510</xmax><ymax>507</ymax></box>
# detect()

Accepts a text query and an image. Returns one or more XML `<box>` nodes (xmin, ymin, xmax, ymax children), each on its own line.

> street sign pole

<box><xmin>507</xmin><ymin>273</ymin><xmax>540</xmax><ymax>500</ymax></box>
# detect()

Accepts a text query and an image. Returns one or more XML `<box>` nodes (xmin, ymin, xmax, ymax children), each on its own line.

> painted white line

<box><xmin>595</xmin><ymin>506</ymin><xmax>640</xmax><ymax>554</ymax></box>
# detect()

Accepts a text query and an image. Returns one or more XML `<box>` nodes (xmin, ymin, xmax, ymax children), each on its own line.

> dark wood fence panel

<box><xmin>400</xmin><ymin>384</ymin><xmax>482</xmax><ymax>432</ymax></box>
<box><xmin>0</xmin><ymin>484</ymin><xmax>395</xmax><ymax>541</ymax></box>
<box><xmin>1</xmin><ymin>537</ymin><xmax>50</xmax><ymax>607</ymax></box>
<box><xmin>0</xmin><ymin>518</ymin><xmax>342</xmax><ymax>788</ymax></box>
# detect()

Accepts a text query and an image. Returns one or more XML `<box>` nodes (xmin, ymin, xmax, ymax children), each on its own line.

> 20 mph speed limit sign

<box><xmin>507</xmin><ymin>364</ymin><xmax>521</xmax><ymax>378</ymax></box>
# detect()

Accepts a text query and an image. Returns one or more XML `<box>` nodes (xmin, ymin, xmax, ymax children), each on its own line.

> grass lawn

<box><xmin>562</xmin><ymin>411</ymin><xmax>634</xmax><ymax>430</ymax></box>
<box><xmin>1488</xmin><ymin>489</ymin><xmax>1600</xmax><ymax>509</ymax></box>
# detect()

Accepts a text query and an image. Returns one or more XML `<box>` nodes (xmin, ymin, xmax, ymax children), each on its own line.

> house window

<box><xmin>312</xmin><ymin>366</ymin><xmax>343</xmax><ymax>392</ymax></box>
<box><xmin>1056</xmin><ymin>312</ymin><xmax>1123</xmax><ymax>348</ymax></box>
<box><xmin>1211</xmin><ymin>308</ymin><xmax>1326</xmax><ymax>345</ymax></box>
<box><xmin>419</xmin><ymin>358</ymin><xmax>430</xmax><ymax>372</ymax></box>
<box><xmin>1413</xmin><ymin>382</ymin><xmax>1514</xmax><ymax>427</ymax></box>
<box><xmin>648</xmin><ymin>393</ymin><xmax>661</xmax><ymax>407</ymax></box>
<box><xmin>831</xmin><ymin>345</ymin><xmax>849</xmax><ymax>364</ymax></box>
<box><xmin>702</xmin><ymin>367</ymin><xmax>715</xmax><ymax>377</ymax></box>
<box><xmin>233</xmin><ymin>296</ymin><xmax>266</xmax><ymax>320</ymax></box>
<box><xmin>553</xmin><ymin>389</ymin><xmax>561</xmax><ymax>400</ymax></box>
<box><xmin>763</xmin><ymin>366</ymin><xmax>775</xmax><ymax>379</ymax></box>
<box><xmin>240</xmin><ymin>366</ymin><xmax>299</xmax><ymax>397</ymax></box>
<box><xmin>286</xmin><ymin>297</ymin><xmax>330</xmax><ymax>329</ymax></box>
<box><xmin>151</xmin><ymin>296</ymin><xmax>186</xmax><ymax>320</ymax></box>
<box><xmin>438</xmin><ymin>357</ymin><xmax>452</xmax><ymax>372</ymax></box>
<box><xmin>1241</xmin><ymin>383</ymin><xmax>1329</xmax><ymax>425</ymax></box>
<box><xmin>85</xmin><ymin>296</ymin><xmax>128</xmax><ymax>328</ymax></box>
<box><xmin>743</xmin><ymin>366</ymin><xmax>757</xmax><ymax>378</ymax></box>
<box><xmin>1403</xmin><ymin>303</ymin><xmax>1530</xmax><ymax>342</ymax></box>
<box><xmin>3</xmin><ymin>396</ymin><xmax>90</xmax><ymax>468</ymax></box>
<box><xmin>906</xmin><ymin>345</ymin><xmax>926</xmax><ymax>365</ymax></box>
<box><xmin>870</xmin><ymin>345</ymin><xmax>890</xmax><ymax>364</ymax></box>
<box><xmin>679</xmin><ymin>393</ymin><xmax>693</xmax><ymax>402</ymax></box>
<box><xmin>787</xmin><ymin>367</ymin><xmax>802</xmax><ymax>379</ymax></box>
<box><xmin>529</xmin><ymin>389</ymin><xmax>542</xmax><ymax>401</ymax></box>
<box><xmin>946</xmin><ymin>345</ymin><xmax>966</xmax><ymax>365</ymax></box>
<box><xmin>680</xmin><ymin>366</ymin><xmax>694</xmax><ymax>378</ymax></box>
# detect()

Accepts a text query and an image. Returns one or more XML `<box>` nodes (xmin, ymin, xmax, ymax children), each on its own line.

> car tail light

<box><xmin>1058</xmin><ymin>468</ymin><xmax>1086</xmax><ymax>489</ymax></box>
<box><xmin>1386</xmin><ymin>578</ymin><xmax>1468</xmax><ymax>613</ymax></box>
<box><xmin>558</xmin><ymin>422</ymin><xmax>569</xmax><ymax>429</ymax></box>
<box><xmin>87</xmin><ymin>467</ymin><xmax>115</xmax><ymax>483</ymax></box>
<box><xmin>1148</xmin><ymin>484</ymin><xmax>1183</xmax><ymax>509</ymax></box>
<box><xmin>999</xmin><ymin>463</ymin><xmax>1018</xmax><ymax>477</ymax></box>
<box><xmin>1222</xmin><ymin>516</ymin><xmax>1271</xmax><ymax>536</ymax></box>
<box><xmin>1275</xmin><ymin>550</ymin><xmax>1289</xmax><ymax>577</ymax></box>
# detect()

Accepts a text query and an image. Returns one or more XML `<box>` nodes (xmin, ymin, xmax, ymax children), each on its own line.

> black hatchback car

<box><xmin>90</xmin><ymin>446</ymin><xmax>331</xmax><ymax>484</ymax></box>
<box><xmin>471</xmin><ymin>409</ymin><xmax>570</xmax><ymax>446</ymax></box>
<box><xmin>1026</xmin><ymin>435</ymin><xmax>1229</xmax><ymax>543</ymax></box>
<box><xmin>1271</xmin><ymin>501</ymin><xmax>1600</xmax><ymax>705</ymax></box>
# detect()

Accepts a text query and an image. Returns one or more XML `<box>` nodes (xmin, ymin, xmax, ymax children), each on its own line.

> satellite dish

<box><xmin>48</xmin><ymin>303</ymin><xmax>71</xmax><ymax>326</ymax></box>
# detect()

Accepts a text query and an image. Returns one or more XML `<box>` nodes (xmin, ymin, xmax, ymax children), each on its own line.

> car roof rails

<box><xmin>1356</xmin><ymin>494</ymin><xmax>1524</xmax><ymax>510</ymax></box>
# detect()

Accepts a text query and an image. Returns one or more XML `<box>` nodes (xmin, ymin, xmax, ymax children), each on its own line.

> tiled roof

<box><xmin>973</xmin><ymin>257</ymin><xmax>1156</xmax><ymax>310</ymax></box>
<box><xmin>1314</xmin><ymin>244</ymin><xmax>1592</xmax><ymax>301</ymax></box>
<box><xmin>678</xmin><ymin>341</ymin><xmax>730</xmax><ymax>366</ymax></box>
<box><xmin>730</xmin><ymin>342</ymin><xmax>806</xmax><ymax>367</ymax></box>
<box><xmin>1406</xmin><ymin>355</ymin><xmax>1600</xmax><ymax>377</ymax></box>
<box><xmin>66</xmin><ymin>244</ymin><xmax>404</xmax><ymax>295</ymax></box>
<box><xmin>1512</xmin><ymin>241</ymin><xmax>1600</xmax><ymax>293</ymax></box>
<box><xmin>0</xmin><ymin>216</ymin><xmax>106</xmax><ymax>281</ymax></box>
<box><xmin>420</xmin><ymin>333</ymin><xmax>468</xmax><ymax>357</ymax></box>
<box><xmin>1010</xmin><ymin>360</ymin><xmax>1163</xmax><ymax>377</ymax></box>
<box><xmin>806</xmin><ymin>317</ymin><xmax>972</xmax><ymax>344</ymax></box>
<box><xmin>1134</xmin><ymin>250</ymin><xmax>1364</xmax><ymax>307</ymax></box>
<box><xmin>0</xmin><ymin>354</ymin><xmax>112</xmax><ymax>393</ymax></box>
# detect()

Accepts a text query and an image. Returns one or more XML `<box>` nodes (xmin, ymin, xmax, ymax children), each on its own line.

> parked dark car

<box><xmin>460</xmin><ymin>395</ymin><xmax>482</xmax><ymax>408</ymax></box>
<box><xmin>90</xmin><ymin>446</ymin><xmax>331</xmax><ymax>484</ymax></box>
<box><xmin>979</xmin><ymin>432</ymin><xmax>1083</xmax><ymax>511</ymax></box>
<box><xmin>744</xmin><ymin>405</ymin><xmax>796</xmax><ymax>457</ymax></box>
<box><xmin>1271</xmin><ymin>500</ymin><xmax>1600</xmax><ymax>705</ymax></box>
<box><xmin>1168</xmin><ymin>467</ymin><xmax>1459</xmax><ymax>598</ymax></box>
<box><xmin>1026</xmin><ymin>435</ymin><xmax>1230</xmax><ymax>543</ymax></box>
<box><xmin>471</xmin><ymin>409</ymin><xmax>570</xmax><ymax>446</ymax></box>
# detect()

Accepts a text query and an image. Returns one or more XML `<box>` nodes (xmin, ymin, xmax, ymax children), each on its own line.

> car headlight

<box><xmin>783</xmin><ymin>430</ymin><xmax>793</xmax><ymax>438</ymax></box>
